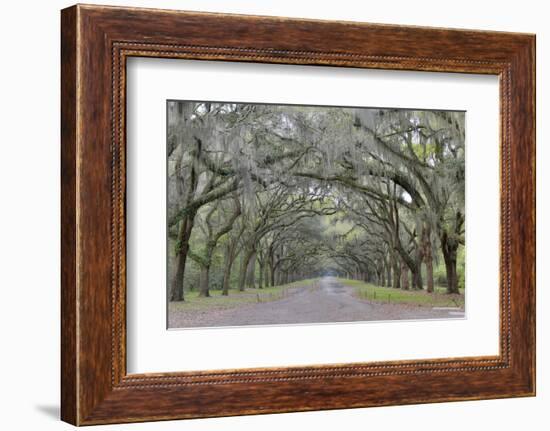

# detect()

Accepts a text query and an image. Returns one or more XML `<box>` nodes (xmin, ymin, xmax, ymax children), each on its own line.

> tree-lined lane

<box><xmin>168</xmin><ymin>277</ymin><xmax>463</xmax><ymax>328</ymax></box>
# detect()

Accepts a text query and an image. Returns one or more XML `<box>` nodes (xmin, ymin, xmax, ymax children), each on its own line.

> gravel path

<box><xmin>169</xmin><ymin>277</ymin><xmax>464</xmax><ymax>329</ymax></box>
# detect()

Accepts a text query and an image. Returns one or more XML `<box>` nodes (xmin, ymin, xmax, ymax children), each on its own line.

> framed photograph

<box><xmin>61</xmin><ymin>4</ymin><xmax>535</xmax><ymax>425</ymax></box>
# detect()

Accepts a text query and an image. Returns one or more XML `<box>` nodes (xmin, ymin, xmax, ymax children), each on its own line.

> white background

<box><xmin>0</xmin><ymin>0</ymin><xmax>547</xmax><ymax>430</ymax></box>
<box><xmin>127</xmin><ymin>59</ymin><xmax>499</xmax><ymax>373</ymax></box>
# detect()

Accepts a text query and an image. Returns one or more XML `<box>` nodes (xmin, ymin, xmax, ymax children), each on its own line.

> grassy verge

<box><xmin>170</xmin><ymin>278</ymin><xmax>318</xmax><ymax>312</ymax></box>
<box><xmin>339</xmin><ymin>278</ymin><xmax>465</xmax><ymax>309</ymax></box>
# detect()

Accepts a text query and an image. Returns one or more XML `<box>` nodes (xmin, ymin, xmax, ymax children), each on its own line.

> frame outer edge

<box><xmin>503</xmin><ymin>34</ymin><xmax>536</xmax><ymax>396</ymax></box>
<box><xmin>527</xmin><ymin>35</ymin><xmax>536</xmax><ymax>395</ymax></box>
<box><xmin>61</xmin><ymin>4</ymin><xmax>80</xmax><ymax>426</ymax></box>
<box><xmin>531</xmin><ymin>34</ymin><xmax>536</xmax><ymax>396</ymax></box>
<box><xmin>61</xmin><ymin>4</ymin><xmax>536</xmax><ymax>424</ymax></box>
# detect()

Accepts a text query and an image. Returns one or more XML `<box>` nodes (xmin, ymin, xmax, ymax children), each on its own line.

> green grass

<box><xmin>170</xmin><ymin>278</ymin><xmax>319</xmax><ymax>312</ymax></box>
<box><xmin>339</xmin><ymin>278</ymin><xmax>465</xmax><ymax>309</ymax></box>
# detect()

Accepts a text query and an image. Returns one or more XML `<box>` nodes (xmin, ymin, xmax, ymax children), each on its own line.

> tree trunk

<box><xmin>412</xmin><ymin>267</ymin><xmax>423</xmax><ymax>290</ymax></box>
<box><xmin>238</xmin><ymin>248</ymin><xmax>255</xmax><ymax>291</ymax></box>
<box><xmin>270</xmin><ymin>264</ymin><xmax>276</xmax><ymax>287</ymax></box>
<box><xmin>425</xmin><ymin>250</ymin><xmax>434</xmax><ymax>293</ymax></box>
<box><xmin>258</xmin><ymin>259</ymin><xmax>264</xmax><ymax>289</ymax></box>
<box><xmin>198</xmin><ymin>265</ymin><xmax>210</xmax><ymax>297</ymax></box>
<box><xmin>423</xmin><ymin>225</ymin><xmax>434</xmax><ymax>293</ymax></box>
<box><xmin>264</xmin><ymin>263</ymin><xmax>270</xmax><ymax>287</ymax></box>
<box><xmin>170</xmin><ymin>247</ymin><xmax>187</xmax><ymax>301</ymax></box>
<box><xmin>386</xmin><ymin>258</ymin><xmax>392</xmax><ymax>287</ymax></box>
<box><xmin>442</xmin><ymin>232</ymin><xmax>459</xmax><ymax>294</ymax></box>
<box><xmin>392</xmin><ymin>254</ymin><xmax>401</xmax><ymax>289</ymax></box>
<box><xmin>169</xmin><ymin>212</ymin><xmax>196</xmax><ymax>302</ymax></box>
<box><xmin>221</xmin><ymin>247</ymin><xmax>238</xmax><ymax>296</ymax></box>
<box><xmin>238</xmin><ymin>251</ymin><xmax>247</xmax><ymax>291</ymax></box>
<box><xmin>412</xmin><ymin>244</ymin><xmax>424</xmax><ymax>290</ymax></box>
<box><xmin>401</xmin><ymin>261</ymin><xmax>409</xmax><ymax>290</ymax></box>
<box><xmin>246</xmin><ymin>251</ymin><xmax>256</xmax><ymax>288</ymax></box>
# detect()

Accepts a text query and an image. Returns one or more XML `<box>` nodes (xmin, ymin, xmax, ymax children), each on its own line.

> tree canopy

<box><xmin>167</xmin><ymin>101</ymin><xmax>465</xmax><ymax>301</ymax></box>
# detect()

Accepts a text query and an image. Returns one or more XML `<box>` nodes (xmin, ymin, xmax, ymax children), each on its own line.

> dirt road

<box><xmin>168</xmin><ymin>277</ymin><xmax>464</xmax><ymax>328</ymax></box>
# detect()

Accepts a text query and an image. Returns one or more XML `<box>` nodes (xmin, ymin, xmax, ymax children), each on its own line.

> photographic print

<box><xmin>167</xmin><ymin>101</ymin><xmax>465</xmax><ymax>329</ymax></box>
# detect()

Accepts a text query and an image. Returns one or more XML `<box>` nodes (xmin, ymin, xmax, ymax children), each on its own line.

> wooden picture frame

<box><xmin>61</xmin><ymin>4</ymin><xmax>535</xmax><ymax>425</ymax></box>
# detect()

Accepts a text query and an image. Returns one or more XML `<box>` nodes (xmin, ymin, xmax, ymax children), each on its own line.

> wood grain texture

<box><xmin>60</xmin><ymin>4</ymin><xmax>536</xmax><ymax>425</ymax></box>
<box><xmin>60</xmin><ymin>5</ymin><xmax>78</xmax><ymax>425</ymax></box>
